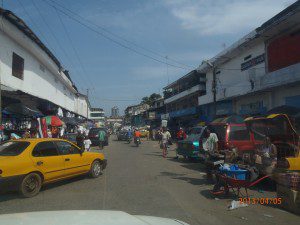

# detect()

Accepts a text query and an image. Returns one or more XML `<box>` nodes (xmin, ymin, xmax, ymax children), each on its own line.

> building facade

<box><xmin>89</xmin><ymin>107</ymin><xmax>105</xmax><ymax>122</ymax></box>
<box><xmin>0</xmin><ymin>8</ymin><xmax>89</xmax><ymax>118</ymax></box>
<box><xmin>162</xmin><ymin>70</ymin><xmax>206</xmax><ymax>126</ymax></box>
<box><xmin>197</xmin><ymin>1</ymin><xmax>300</xmax><ymax>121</ymax></box>
<box><xmin>111</xmin><ymin>106</ymin><xmax>119</xmax><ymax>118</ymax></box>
<box><xmin>124</xmin><ymin>103</ymin><xmax>150</xmax><ymax>126</ymax></box>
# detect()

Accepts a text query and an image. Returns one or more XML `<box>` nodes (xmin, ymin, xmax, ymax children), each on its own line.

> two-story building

<box><xmin>162</xmin><ymin>70</ymin><xmax>206</xmax><ymax>126</ymax></box>
<box><xmin>197</xmin><ymin>1</ymin><xmax>300</xmax><ymax>121</ymax></box>
<box><xmin>0</xmin><ymin>8</ymin><xmax>90</xmax><ymax>120</ymax></box>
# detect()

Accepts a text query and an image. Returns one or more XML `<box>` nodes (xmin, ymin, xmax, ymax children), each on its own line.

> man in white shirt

<box><xmin>84</xmin><ymin>137</ymin><xmax>92</xmax><ymax>152</ymax></box>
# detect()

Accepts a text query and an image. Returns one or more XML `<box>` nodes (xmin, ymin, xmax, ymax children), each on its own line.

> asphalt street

<box><xmin>0</xmin><ymin>136</ymin><xmax>299</xmax><ymax>225</ymax></box>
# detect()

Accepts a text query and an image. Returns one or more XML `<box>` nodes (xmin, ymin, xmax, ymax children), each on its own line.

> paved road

<box><xmin>0</xmin><ymin>136</ymin><xmax>299</xmax><ymax>225</ymax></box>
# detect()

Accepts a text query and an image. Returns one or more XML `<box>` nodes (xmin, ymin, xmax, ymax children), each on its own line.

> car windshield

<box><xmin>0</xmin><ymin>141</ymin><xmax>30</xmax><ymax>156</ymax></box>
<box><xmin>0</xmin><ymin>1</ymin><xmax>299</xmax><ymax>225</ymax></box>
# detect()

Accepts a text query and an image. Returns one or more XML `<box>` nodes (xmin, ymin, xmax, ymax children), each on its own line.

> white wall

<box><xmin>272</xmin><ymin>85</ymin><xmax>300</xmax><ymax>107</ymax></box>
<box><xmin>0</xmin><ymin>17</ymin><xmax>88</xmax><ymax>117</ymax></box>
<box><xmin>198</xmin><ymin>41</ymin><xmax>266</xmax><ymax>106</ymax></box>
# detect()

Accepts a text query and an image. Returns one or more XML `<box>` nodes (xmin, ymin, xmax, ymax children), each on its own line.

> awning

<box><xmin>4</xmin><ymin>103</ymin><xmax>43</xmax><ymax>118</ymax></box>
<box><xmin>267</xmin><ymin>105</ymin><xmax>300</xmax><ymax>116</ymax></box>
<box><xmin>61</xmin><ymin>117</ymin><xmax>77</xmax><ymax>126</ymax></box>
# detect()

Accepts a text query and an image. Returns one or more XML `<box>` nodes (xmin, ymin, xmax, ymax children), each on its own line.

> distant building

<box><xmin>111</xmin><ymin>106</ymin><xmax>119</xmax><ymax>118</ymax></box>
<box><xmin>124</xmin><ymin>103</ymin><xmax>150</xmax><ymax>126</ymax></box>
<box><xmin>89</xmin><ymin>108</ymin><xmax>105</xmax><ymax>124</ymax></box>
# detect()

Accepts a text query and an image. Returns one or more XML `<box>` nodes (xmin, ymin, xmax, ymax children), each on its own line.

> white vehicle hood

<box><xmin>0</xmin><ymin>210</ymin><xmax>189</xmax><ymax>225</ymax></box>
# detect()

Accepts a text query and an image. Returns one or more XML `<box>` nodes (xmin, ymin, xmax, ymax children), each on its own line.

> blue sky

<box><xmin>4</xmin><ymin>0</ymin><xmax>296</xmax><ymax>115</ymax></box>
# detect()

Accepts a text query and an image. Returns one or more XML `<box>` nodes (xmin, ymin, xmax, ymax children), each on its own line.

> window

<box><xmin>32</xmin><ymin>141</ymin><xmax>58</xmax><ymax>157</ymax></box>
<box><xmin>12</xmin><ymin>52</ymin><xmax>24</xmax><ymax>79</ymax></box>
<box><xmin>244</xmin><ymin>55</ymin><xmax>252</xmax><ymax>61</ymax></box>
<box><xmin>0</xmin><ymin>141</ymin><xmax>30</xmax><ymax>156</ymax></box>
<box><xmin>90</xmin><ymin>113</ymin><xmax>104</xmax><ymax>117</ymax></box>
<box><xmin>229</xmin><ymin>126</ymin><xmax>250</xmax><ymax>141</ymax></box>
<box><xmin>56</xmin><ymin>141</ymin><xmax>80</xmax><ymax>155</ymax></box>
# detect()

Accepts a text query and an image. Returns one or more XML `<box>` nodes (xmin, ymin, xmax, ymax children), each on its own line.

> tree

<box><xmin>141</xmin><ymin>93</ymin><xmax>161</xmax><ymax>106</ymax></box>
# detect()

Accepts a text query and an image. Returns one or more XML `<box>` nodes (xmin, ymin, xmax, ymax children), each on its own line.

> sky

<box><xmin>4</xmin><ymin>0</ymin><xmax>297</xmax><ymax>115</ymax></box>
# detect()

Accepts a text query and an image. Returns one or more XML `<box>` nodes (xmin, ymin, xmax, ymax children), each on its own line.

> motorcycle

<box><xmin>134</xmin><ymin>137</ymin><xmax>141</xmax><ymax>147</ymax></box>
<box><xmin>126</xmin><ymin>135</ymin><xmax>132</xmax><ymax>144</ymax></box>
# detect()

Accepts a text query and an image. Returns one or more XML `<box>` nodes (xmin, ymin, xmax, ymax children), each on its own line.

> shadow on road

<box><xmin>173</xmin><ymin>176</ymin><xmax>211</xmax><ymax>186</ymax></box>
<box><xmin>0</xmin><ymin>175</ymin><xmax>88</xmax><ymax>203</ymax></box>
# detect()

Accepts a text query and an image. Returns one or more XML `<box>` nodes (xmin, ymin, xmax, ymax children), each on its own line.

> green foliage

<box><xmin>141</xmin><ymin>93</ymin><xmax>161</xmax><ymax>106</ymax></box>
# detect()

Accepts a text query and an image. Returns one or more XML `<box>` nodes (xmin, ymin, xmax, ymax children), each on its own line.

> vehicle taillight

<box><xmin>0</xmin><ymin>169</ymin><xmax>2</xmax><ymax>175</ymax></box>
<box><xmin>277</xmin><ymin>158</ymin><xmax>290</xmax><ymax>169</ymax></box>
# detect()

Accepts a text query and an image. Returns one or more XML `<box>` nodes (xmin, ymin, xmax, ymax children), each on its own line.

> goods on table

<box><xmin>219</xmin><ymin>164</ymin><xmax>248</xmax><ymax>180</ymax></box>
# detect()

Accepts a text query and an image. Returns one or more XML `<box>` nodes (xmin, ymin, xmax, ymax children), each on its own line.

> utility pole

<box><xmin>86</xmin><ymin>88</ymin><xmax>89</xmax><ymax>122</ymax></box>
<box><xmin>212</xmin><ymin>66</ymin><xmax>217</xmax><ymax>118</ymax></box>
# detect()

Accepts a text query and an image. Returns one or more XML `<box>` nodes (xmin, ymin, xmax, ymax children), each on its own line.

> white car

<box><xmin>0</xmin><ymin>210</ymin><xmax>189</xmax><ymax>225</ymax></box>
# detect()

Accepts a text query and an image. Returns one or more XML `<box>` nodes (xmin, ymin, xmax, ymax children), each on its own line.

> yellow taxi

<box><xmin>139</xmin><ymin>128</ymin><xmax>149</xmax><ymax>138</ymax></box>
<box><xmin>0</xmin><ymin>138</ymin><xmax>107</xmax><ymax>197</ymax></box>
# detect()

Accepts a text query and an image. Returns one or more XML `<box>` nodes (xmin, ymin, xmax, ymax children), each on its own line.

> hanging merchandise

<box><xmin>41</xmin><ymin>118</ymin><xmax>48</xmax><ymax>138</ymax></box>
<box><xmin>44</xmin><ymin>116</ymin><xmax>63</xmax><ymax>127</ymax></box>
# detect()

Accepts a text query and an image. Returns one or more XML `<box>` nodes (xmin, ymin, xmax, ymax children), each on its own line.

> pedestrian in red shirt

<box><xmin>176</xmin><ymin>127</ymin><xmax>187</xmax><ymax>140</ymax></box>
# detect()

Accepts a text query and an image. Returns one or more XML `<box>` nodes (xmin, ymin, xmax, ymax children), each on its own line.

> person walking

<box><xmin>98</xmin><ymin>129</ymin><xmax>106</xmax><ymax>150</ymax></box>
<box><xmin>161</xmin><ymin>127</ymin><xmax>171</xmax><ymax>158</ymax></box>
<box><xmin>84</xmin><ymin>136</ymin><xmax>92</xmax><ymax>152</ymax></box>
<box><xmin>76</xmin><ymin>130</ymin><xmax>85</xmax><ymax>150</ymax></box>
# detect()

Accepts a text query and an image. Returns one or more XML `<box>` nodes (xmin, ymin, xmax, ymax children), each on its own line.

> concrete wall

<box><xmin>0</xmin><ymin>17</ymin><xmax>89</xmax><ymax>117</ymax></box>
<box><xmin>198</xmin><ymin>41</ymin><xmax>266</xmax><ymax>106</ymax></box>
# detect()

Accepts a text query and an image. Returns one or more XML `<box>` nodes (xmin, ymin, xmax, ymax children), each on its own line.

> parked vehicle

<box><xmin>0</xmin><ymin>138</ymin><xmax>107</xmax><ymax>197</ymax></box>
<box><xmin>88</xmin><ymin>128</ymin><xmax>109</xmax><ymax>146</ymax></box>
<box><xmin>176</xmin><ymin>126</ymin><xmax>206</xmax><ymax>159</ymax></box>
<box><xmin>207</xmin><ymin>122</ymin><xmax>260</xmax><ymax>158</ymax></box>
<box><xmin>117</xmin><ymin>130</ymin><xmax>128</xmax><ymax>141</ymax></box>
<box><xmin>245</xmin><ymin>114</ymin><xmax>300</xmax><ymax>174</ymax></box>
<box><xmin>139</xmin><ymin>128</ymin><xmax>149</xmax><ymax>138</ymax></box>
<box><xmin>0</xmin><ymin>210</ymin><xmax>189</xmax><ymax>225</ymax></box>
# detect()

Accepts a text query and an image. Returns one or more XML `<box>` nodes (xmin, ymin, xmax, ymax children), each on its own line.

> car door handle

<box><xmin>65</xmin><ymin>158</ymin><xmax>70</xmax><ymax>161</ymax></box>
<box><xmin>36</xmin><ymin>161</ymin><xmax>43</xmax><ymax>166</ymax></box>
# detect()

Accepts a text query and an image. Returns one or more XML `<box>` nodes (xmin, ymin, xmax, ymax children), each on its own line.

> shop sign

<box><xmin>241</xmin><ymin>54</ymin><xmax>265</xmax><ymax>71</ymax></box>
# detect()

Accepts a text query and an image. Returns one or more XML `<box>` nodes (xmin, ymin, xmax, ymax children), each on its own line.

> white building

<box><xmin>197</xmin><ymin>2</ymin><xmax>300</xmax><ymax>120</ymax></box>
<box><xmin>89</xmin><ymin>107</ymin><xmax>105</xmax><ymax>122</ymax></box>
<box><xmin>0</xmin><ymin>8</ymin><xmax>89</xmax><ymax>118</ymax></box>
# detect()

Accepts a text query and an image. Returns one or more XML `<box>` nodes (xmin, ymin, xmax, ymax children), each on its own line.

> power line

<box><xmin>44</xmin><ymin>0</ymin><xmax>193</xmax><ymax>69</ymax></box>
<box><xmin>51</xmin><ymin>3</ymin><xmax>97</xmax><ymax>100</ymax></box>
<box><xmin>16</xmin><ymin>0</ymin><xmax>59</xmax><ymax>60</ymax></box>
<box><xmin>41</xmin><ymin>0</ymin><xmax>189</xmax><ymax>70</ymax></box>
<box><xmin>31</xmin><ymin>0</ymin><xmax>84</xmax><ymax>84</ymax></box>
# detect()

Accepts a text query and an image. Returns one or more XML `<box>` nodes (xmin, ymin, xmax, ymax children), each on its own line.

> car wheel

<box><xmin>19</xmin><ymin>173</ymin><xmax>42</xmax><ymax>198</ymax></box>
<box><xmin>90</xmin><ymin>160</ymin><xmax>102</xmax><ymax>178</ymax></box>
